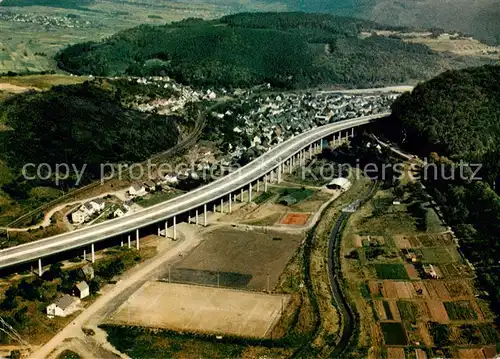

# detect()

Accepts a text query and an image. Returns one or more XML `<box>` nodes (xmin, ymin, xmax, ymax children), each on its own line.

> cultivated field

<box><xmin>107</xmin><ymin>281</ymin><xmax>291</xmax><ymax>338</ymax></box>
<box><xmin>340</xmin><ymin>183</ymin><xmax>498</xmax><ymax>358</ymax></box>
<box><xmin>170</xmin><ymin>226</ymin><xmax>302</xmax><ymax>291</ymax></box>
<box><xmin>0</xmin><ymin>0</ymin><xmax>285</xmax><ymax>73</ymax></box>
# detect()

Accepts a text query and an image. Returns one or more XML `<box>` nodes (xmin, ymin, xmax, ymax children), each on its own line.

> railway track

<box><xmin>327</xmin><ymin>180</ymin><xmax>378</xmax><ymax>358</ymax></box>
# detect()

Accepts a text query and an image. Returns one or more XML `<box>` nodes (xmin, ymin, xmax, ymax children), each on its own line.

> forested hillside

<box><xmin>0</xmin><ymin>82</ymin><xmax>184</xmax><ymax>200</ymax></box>
<box><xmin>56</xmin><ymin>12</ymin><xmax>489</xmax><ymax>89</ymax></box>
<box><xmin>382</xmin><ymin>65</ymin><xmax>500</xmax><ymax>321</ymax></box>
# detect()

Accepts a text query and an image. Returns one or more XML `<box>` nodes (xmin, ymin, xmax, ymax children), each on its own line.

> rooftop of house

<box><xmin>54</xmin><ymin>294</ymin><xmax>78</xmax><ymax>310</ymax></box>
<box><xmin>75</xmin><ymin>281</ymin><xmax>89</xmax><ymax>292</ymax></box>
<box><xmin>131</xmin><ymin>183</ymin><xmax>144</xmax><ymax>191</ymax></box>
<box><xmin>92</xmin><ymin>197</ymin><xmax>105</xmax><ymax>205</ymax></box>
<box><xmin>83</xmin><ymin>202</ymin><xmax>94</xmax><ymax>211</ymax></box>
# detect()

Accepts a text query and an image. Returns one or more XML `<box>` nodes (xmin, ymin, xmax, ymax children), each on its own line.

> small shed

<box><xmin>73</xmin><ymin>281</ymin><xmax>90</xmax><ymax>299</ymax></box>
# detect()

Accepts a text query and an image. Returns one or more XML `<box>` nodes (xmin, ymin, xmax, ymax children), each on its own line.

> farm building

<box><xmin>327</xmin><ymin>177</ymin><xmax>352</xmax><ymax>191</ymax></box>
<box><xmin>46</xmin><ymin>295</ymin><xmax>80</xmax><ymax>317</ymax></box>
<box><xmin>423</xmin><ymin>264</ymin><xmax>440</xmax><ymax>279</ymax></box>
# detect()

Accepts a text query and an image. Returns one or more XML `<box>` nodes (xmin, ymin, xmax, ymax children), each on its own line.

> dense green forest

<box><xmin>0</xmin><ymin>81</ymin><xmax>184</xmax><ymax>199</ymax></box>
<box><xmin>56</xmin><ymin>12</ymin><xmax>489</xmax><ymax>89</ymax></box>
<box><xmin>382</xmin><ymin>65</ymin><xmax>500</xmax><ymax>321</ymax></box>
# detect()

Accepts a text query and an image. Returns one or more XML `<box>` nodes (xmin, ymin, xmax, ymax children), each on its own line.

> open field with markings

<box><xmin>106</xmin><ymin>281</ymin><xmax>291</xmax><ymax>338</ymax></box>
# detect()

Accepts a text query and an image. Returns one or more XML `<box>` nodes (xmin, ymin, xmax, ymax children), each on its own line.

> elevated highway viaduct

<box><xmin>0</xmin><ymin>112</ymin><xmax>390</xmax><ymax>274</ymax></box>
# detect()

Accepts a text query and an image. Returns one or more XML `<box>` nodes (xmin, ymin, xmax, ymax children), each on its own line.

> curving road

<box><xmin>0</xmin><ymin>113</ymin><xmax>389</xmax><ymax>270</ymax></box>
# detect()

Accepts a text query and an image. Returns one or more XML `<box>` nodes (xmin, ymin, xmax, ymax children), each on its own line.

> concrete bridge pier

<box><xmin>257</xmin><ymin>179</ymin><xmax>260</xmax><ymax>192</ymax></box>
<box><xmin>173</xmin><ymin>216</ymin><xmax>177</xmax><ymax>240</ymax></box>
<box><xmin>277</xmin><ymin>165</ymin><xmax>282</xmax><ymax>183</ymax></box>
<box><xmin>309</xmin><ymin>145</ymin><xmax>313</xmax><ymax>159</ymax></box>
<box><xmin>83</xmin><ymin>249</ymin><xmax>87</xmax><ymax>261</ymax></box>
<box><xmin>264</xmin><ymin>174</ymin><xmax>268</xmax><ymax>192</ymax></box>
<box><xmin>38</xmin><ymin>258</ymin><xmax>43</xmax><ymax>277</ymax></box>
<box><xmin>91</xmin><ymin>243</ymin><xmax>95</xmax><ymax>263</ymax></box>
<box><xmin>220</xmin><ymin>198</ymin><xmax>224</xmax><ymax>213</ymax></box>
<box><xmin>196</xmin><ymin>209</ymin><xmax>199</xmax><ymax>225</ymax></box>
<box><xmin>136</xmin><ymin>229</ymin><xmax>140</xmax><ymax>250</ymax></box>
<box><xmin>228</xmin><ymin>194</ymin><xmax>232</xmax><ymax>213</ymax></box>
<box><xmin>204</xmin><ymin>204</ymin><xmax>207</xmax><ymax>226</ymax></box>
<box><xmin>248</xmin><ymin>183</ymin><xmax>253</xmax><ymax>202</ymax></box>
<box><xmin>351</xmin><ymin>127</ymin><xmax>354</xmax><ymax>137</ymax></box>
<box><xmin>127</xmin><ymin>235</ymin><xmax>131</xmax><ymax>248</ymax></box>
<box><xmin>164</xmin><ymin>221</ymin><xmax>168</xmax><ymax>238</ymax></box>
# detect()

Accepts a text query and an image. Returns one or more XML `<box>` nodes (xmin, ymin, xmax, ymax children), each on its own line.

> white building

<box><xmin>71</xmin><ymin>199</ymin><xmax>105</xmax><ymax>224</ymax></box>
<box><xmin>327</xmin><ymin>177</ymin><xmax>352</xmax><ymax>191</ymax></box>
<box><xmin>128</xmin><ymin>183</ymin><xmax>147</xmax><ymax>197</ymax></box>
<box><xmin>71</xmin><ymin>209</ymin><xmax>87</xmax><ymax>224</ymax></box>
<box><xmin>163</xmin><ymin>173</ymin><xmax>179</xmax><ymax>185</ymax></box>
<box><xmin>46</xmin><ymin>295</ymin><xmax>80</xmax><ymax>317</ymax></box>
<box><xmin>80</xmin><ymin>202</ymin><xmax>95</xmax><ymax>217</ymax></box>
<box><xmin>114</xmin><ymin>207</ymin><xmax>125</xmax><ymax>218</ymax></box>
<box><xmin>90</xmin><ymin>198</ymin><xmax>105</xmax><ymax>212</ymax></box>
<box><xmin>73</xmin><ymin>281</ymin><xmax>90</xmax><ymax>299</ymax></box>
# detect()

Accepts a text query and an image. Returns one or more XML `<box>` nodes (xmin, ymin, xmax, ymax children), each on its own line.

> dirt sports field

<box><xmin>171</xmin><ymin>226</ymin><xmax>302</xmax><ymax>291</ymax></box>
<box><xmin>280</xmin><ymin>212</ymin><xmax>310</xmax><ymax>225</ymax></box>
<box><xmin>107</xmin><ymin>282</ymin><xmax>291</xmax><ymax>338</ymax></box>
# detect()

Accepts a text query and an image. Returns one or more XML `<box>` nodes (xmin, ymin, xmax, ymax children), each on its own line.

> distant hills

<box><xmin>56</xmin><ymin>12</ymin><xmax>491</xmax><ymax>89</ymax></box>
<box><xmin>263</xmin><ymin>0</ymin><xmax>500</xmax><ymax>45</ymax></box>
